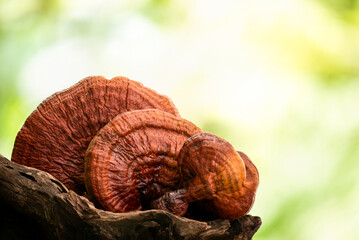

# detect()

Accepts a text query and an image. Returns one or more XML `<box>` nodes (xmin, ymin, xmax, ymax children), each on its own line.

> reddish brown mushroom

<box><xmin>152</xmin><ymin>132</ymin><xmax>259</xmax><ymax>220</ymax></box>
<box><xmin>236</xmin><ymin>151</ymin><xmax>259</xmax><ymax>215</ymax></box>
<box><xmin>84</xmin><ymin>109</ymin><xmax>202</xmax><ymax>214</ymax></box>
<box><xmin>11</xmin><ymin>76</ymin><xmax>180</xmax><ymax>194</ymax></box>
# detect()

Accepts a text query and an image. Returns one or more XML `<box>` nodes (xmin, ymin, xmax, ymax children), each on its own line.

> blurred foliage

<box><xmin>138</xmin><ymin>0</ymin><xmax>187</xmax><ymax>27</ymax></box>
<box><xmin>317</xmin><ymin>0</ymin><xmax>358</xmax><ymax>13</ymax></box>
<box><xmin>313</xmin><ymin>0</ymin><xmax>359</xmax><ymax>85</ymax></box>
<box><xmin>315</xmin><ymin>0</ymin><xmax>359</xmax><ymax>27</ymax></box>
<box><xmin>0</xmin><ymin>0</ymin><xmax>63</xmax><ymax>157</ymax></box>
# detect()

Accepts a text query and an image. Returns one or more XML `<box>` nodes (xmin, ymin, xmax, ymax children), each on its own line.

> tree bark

<box><xmin>0</xmin><ymin>154</ymin><xmax>261</xmax><ymax>240</ymax></box>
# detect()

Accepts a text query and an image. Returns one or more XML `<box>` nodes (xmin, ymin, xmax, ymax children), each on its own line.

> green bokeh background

<box><xmin>1</xmin><ymin>0</ymin><xmax>359</xmax><ymax>239</ymax></box>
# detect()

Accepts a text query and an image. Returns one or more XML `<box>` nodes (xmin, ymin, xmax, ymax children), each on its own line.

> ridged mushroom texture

<box><xmin>11</xmin><ymin>76</ymin><xmax>180</xmax><ymax>194</ymax></box>
<box><xmin>153</xmin><ymin>133</ymin><xmax>259</xmax><ymax>221</ymax></box>
<box><xmin>84</xmin><ymin>109</ymin><xmax>202</xmax><ymax>215</ymax></box>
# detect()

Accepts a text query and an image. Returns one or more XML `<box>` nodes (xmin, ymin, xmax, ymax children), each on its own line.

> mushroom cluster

<box><xmin>12</xmin><ymin>76</ymin><xmax>259</xmax><ymax>221</ymax></box>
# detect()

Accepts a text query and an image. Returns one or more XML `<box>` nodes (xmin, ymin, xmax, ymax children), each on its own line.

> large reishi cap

<box><xmin>178</xmin><ymin>132</ymin><xmax>258</xmax><ymax>220</ymax></box>
<box><xmin>84</xmin><ymin>109</ymin><xmax>202</xmax><ymax>213</ymax></box>
<box><xmin>11</xmin><ymin>76</ymin><xmax>180</xmax><ymax>194</ymax></box>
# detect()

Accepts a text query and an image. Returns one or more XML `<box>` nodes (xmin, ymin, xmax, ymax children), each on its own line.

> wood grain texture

<box><xmin>0</xmin><ymin>154</ymin><xmax>261</xmax><ymax>240</ymax></box>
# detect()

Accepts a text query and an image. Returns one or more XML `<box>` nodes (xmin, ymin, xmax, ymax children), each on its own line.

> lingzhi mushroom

<box><xmin>12</xmin><ymin>76</ymin><xmax>179</xmax><ymax>194</ymax></box>
<box><xmin>152</xmin><ymin>133</ymin><xmax>259</xmax><ymax>220</ymax></box>
<box><xmin>11</xmin><ymin>75</ymin><xmax>259</xmax><ymax>221</ymax></box>
<box><xmin>84</xmin><ymin>109</ymin><xmax>202</xmax><ymax>215</ymax></box>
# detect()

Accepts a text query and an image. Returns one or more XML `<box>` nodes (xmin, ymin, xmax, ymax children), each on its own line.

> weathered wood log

<box><xmin>0</xmin><ymin>154</ymin><xmax>261</xmax><ymax>240</ymax></box>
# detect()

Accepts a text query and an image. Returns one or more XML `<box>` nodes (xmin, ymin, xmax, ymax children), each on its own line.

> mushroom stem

<box><xmin>150</xmin><ymin>189</ymin><xmax>189</xmax><ymax>216</ymax></box>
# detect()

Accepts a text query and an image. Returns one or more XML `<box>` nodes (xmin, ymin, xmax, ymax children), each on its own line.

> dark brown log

<box><xmin>0</xmin><ymin>154</ymin><xmax>261</xmax><ymax>240</ymax></box>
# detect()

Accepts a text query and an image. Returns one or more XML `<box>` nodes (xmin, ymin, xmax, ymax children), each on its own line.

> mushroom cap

<box><xmin>236</xmin><ymin>151</ymin><xmax>259</xmax><ymax>215</ymax></box>
<box><xmin>178</xmin><ymin>132</ymin><xmax>258</xmax><ymax>220</ymax></box>
<box><xmin>11</xmin><ymin>76</ymin><xmax>180</xmax><ymax>194</ymax></box>
<box><xmin>84</xmin><ymin>109</ymin><xmax>202</xmax><ymax>213</ymax></box>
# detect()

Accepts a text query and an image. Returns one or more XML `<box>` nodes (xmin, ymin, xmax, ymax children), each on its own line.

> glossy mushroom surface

<box><xmin>177</xmin><ymin>133</ymin><xmax>259</xmax><ymax>220</ymax></box>
<box><xmin>84</xmin><ymin>109</ymin><xmax>202</xmax><ymax>214</ymax></box>
<box><xmin>236</xmin><ymin>151</ymin><xmax>259</xmax><ymax>215</ymax></box>
<box><xmin>11</xmin><ymin>76</ymin><xmax>180</xmax><ymax>194</ymax></box>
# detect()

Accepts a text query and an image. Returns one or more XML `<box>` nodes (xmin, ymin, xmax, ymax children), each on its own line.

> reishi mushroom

<box><xmin>11</xmin><ymin>76</ymin><xmax>180</xmax><ymax>194</ymax></box>
<box><xmin>84</xmin><ymin>109</ymin><xmax>202</xmax><ymax>214</ymax></box>
<box><xmin>11</xmin><ymin>75</ymin><xmax>259</xmax><ymax>221</ymax></box>
<box><xmin>152</xmin><ymin>133</ymin><xmax>259</xmax><ymax>220</ymax></box>
<box><xmin>236</xmin><ymin>151</ymin><xmax>260</xmax><ymax>215</ymax></box>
